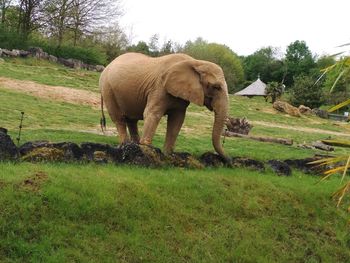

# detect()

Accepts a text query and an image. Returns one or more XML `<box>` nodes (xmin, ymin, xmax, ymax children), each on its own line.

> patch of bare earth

<box><xmin>0</xmin><ymin>77</ymin><xmax>99</xmax><ymax>108</ymax></box>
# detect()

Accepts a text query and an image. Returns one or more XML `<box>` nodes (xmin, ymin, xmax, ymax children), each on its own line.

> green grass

<box><xmin>0</xmin><ymin>58</ymin><xmax>350</xmax><ymax>262</ymax></box>
<box><xmin>0</xmin><ymin>58</ymin><xmax>99</xmax><ymax>92</ymax></box>
<box><xmin>0</xmin><ymin>163</ymin><xmax>349</xmax><ymax>262</ymax></box>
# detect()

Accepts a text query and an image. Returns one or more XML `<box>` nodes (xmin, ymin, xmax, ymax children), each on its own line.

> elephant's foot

<box><xmin>140</xmin><ymin>138</ymin><xmax>152</xmax><ymax>145</ymax></box>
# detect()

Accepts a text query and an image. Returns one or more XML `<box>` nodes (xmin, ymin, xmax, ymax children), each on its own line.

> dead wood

<box><xmin>223</xmin><ymin>131</ymin><xmax>293</xmax><ymax>145</ymax></box>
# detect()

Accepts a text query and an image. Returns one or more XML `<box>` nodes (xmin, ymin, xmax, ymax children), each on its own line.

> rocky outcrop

<box><xmin>0</xmin><ymin>128</ymin><xmax>18</xmax><ymax>161</ymax></box>
<box><xmin>0</xmin><ymin>128</ymin><xmax>326</xmax><ymax>175</ymax></box>
<box><xmin>0</xmin><ymin>47</ymin><xmax>105</xmax><ymax>72</ymax></box>
<box><xmin>273</xmin><ymin>101</ymin><xmax>301</xmax><ymax>117</ymax></box>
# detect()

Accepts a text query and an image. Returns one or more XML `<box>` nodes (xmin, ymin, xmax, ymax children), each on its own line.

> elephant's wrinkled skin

<box><xmin>99</xmin><ymin>52</ymin><xmax>229</xmax><ymax>158</ymax></box>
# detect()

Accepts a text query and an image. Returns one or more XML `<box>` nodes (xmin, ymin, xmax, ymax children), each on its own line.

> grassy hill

<box><xmin>0</xmin><ymin>58</ymin><xmax>350</xmax><ymax>262</ymax></box>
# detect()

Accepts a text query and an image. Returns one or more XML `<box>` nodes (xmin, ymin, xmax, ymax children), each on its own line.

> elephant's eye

<box><xmin>211</xmin><ymin>84</ymin><xmax>221</xmax><ymax>90</ymax></box>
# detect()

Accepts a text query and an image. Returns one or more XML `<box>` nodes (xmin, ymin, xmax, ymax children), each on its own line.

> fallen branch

<box><xmin>224</xmin><ymin>131</ymin><xmax>293</xmax><ymax>145</ymax></box>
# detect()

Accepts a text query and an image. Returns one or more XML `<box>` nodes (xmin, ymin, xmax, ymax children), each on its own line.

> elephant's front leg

<box><xmin>140</xmin><ymin>104</ymin><xmax>164</xmax><ymax>145</ymax></box>
<box><xmin>164</xmin><ymin>109</ymin><xmax>186</xmax><ymax>154</ymax></box>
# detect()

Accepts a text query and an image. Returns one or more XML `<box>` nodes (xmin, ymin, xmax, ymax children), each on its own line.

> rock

<box><xmin>311</xmin><ymin>141</ymin><xmax>334</xmax><ymax>151</ymax></box>
<box><xmin>0</xmin><ymin>128</ymin><xmax>18</xmax><ymax>161</ymax></box>
<box><xmin>28</xmin><ymin>47</ymin><xmax>48</xmax><ymax>59</ymax></box>
<box><xmin>231</xmin><ymin>157</ymin><xmax>265</xmax><ymax>171</ymax></box>
<box><xmin>48</xmin><ymin>55</ymin><xmax>58</xmax><ymax>63</ymax></box>
<box><xmin>298</xmin><ymin>105</ymin><xmax>312</xmax><ymax>115</ymax></box>
<box><xmin>81</xmin><ymin>142</ymin><xmax>119</xmax><ymax>162</ymax></box>
<box><xmin>19</xmin><ymin>141</ymin><xmax>83</xmax><ymax>161</ymax></box>
<box><xmin>115</xmin><ymin>142</ymin><xmax>165</xmax><ymax>167</ymax></box>
<box><xmin>21</xmin><ymin>147</ymin><xmax>65</xmax><ymax>162</ymax></box>
<box><xmin>312</xmin><ymin>108</ymin><xmax>329</xmax><ymax>119</ymax></box>
<box><xmin>268</xmin><ymin>160</ymin><xmax>291</xmax><ymax>176</ymax></box>
<box><xmin>93</xmin><ymin>151</ymin><xmax>109</xmax><ymax>164</ymax></box>
<box><xmin>95</xmin><ymin>65</ymin><xmax>105</xmax><ymax>72</ymax></box>
<box><xmin>284</xmin><ymin>157</ymin><xmax>324</xmax><ymax>175</ymax></box>
<box><xmin>199</xmin><ymin>152</ymin><xmax>226</xmax><ymax>167</ymax></box>
<box><xmin>273</xmin><ymin>101</ymin><xmax>301</xmax><ymax>117</ymax></box>
<box><xmin>1</xmin><ymin>49</ymin><xmax>17</xmax><ymax>57</ymax></box>
<box><xmin>167</xmin><ymin>152</ymin><xmax>204</xmax><ymax>168</ymax></box>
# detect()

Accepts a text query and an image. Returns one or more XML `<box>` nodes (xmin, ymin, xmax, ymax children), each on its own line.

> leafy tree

<box><xmin>243</xmin><ymin>47</ymin><xmax>285</xmax><ymax>84</ymax></box>
<box><xmin>127</xmin><ymin>41</ymin><xmax>150</xmax><ymax>55</ymax></box>
<box><xmin>183</xmin><ymin>38</ymin><xmax>244</xmax><ymax>93</ymax></box>
<box><xmin>284</xmin><ymin>40</ymin><xmax>316</xmax><ymax>87</ymax></box>
<box><xmin>0</xmin><ymin>0</ymin><xmax>12</xmax><ymax>24</ymax></box>
<box><xmin>288</xmin><ymin>75</ymin><xmax>324</xmax><ymax>108</ymax></box>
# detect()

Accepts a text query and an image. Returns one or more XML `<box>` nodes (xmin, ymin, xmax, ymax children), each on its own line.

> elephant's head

<box><xmin>163</xmin><ymin>59</ymin><xmax>229</xmax><ymax>158</ymax></box>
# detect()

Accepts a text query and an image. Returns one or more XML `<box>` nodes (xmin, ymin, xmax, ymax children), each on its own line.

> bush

<box><xmin>38</xmin><ymin>42</ymin><xmax>107</xmax><ymax>65</ymax></box>
<box><xmin>289</xmin><ymin>75</ymin><xmax>325</xmax><ymax>108</ymax></box>
<box><xmin>0</xmin><ymin>26</ymin><xmax>28</xmax><ymax>50</ymax></box>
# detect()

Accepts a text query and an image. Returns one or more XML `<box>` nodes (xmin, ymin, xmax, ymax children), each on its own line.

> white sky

<box><xmin>120</xmin><ymin>0</ymin><xmax>350</xmax><ymax>57</ymax></box>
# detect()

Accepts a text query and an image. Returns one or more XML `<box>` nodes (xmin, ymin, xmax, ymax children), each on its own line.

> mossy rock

<box><xmin>21</xmin><ymin>147</ymin><xmax>66</xmax><ymax>162</ymax></box>
<box><xmin>167</xmin><ymin>152</ymin><xmax>204</xmax><ymax>169</ymax></box>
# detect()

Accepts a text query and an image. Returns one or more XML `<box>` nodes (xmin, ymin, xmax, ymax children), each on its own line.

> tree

<box><xmin>288</xmin><ymin>75</ymin><xmax>324</xmax><ymax>108</ymax></box>
<box><xmin>265</xmin><ymin>81</ymin><xmax>283</xmax><ymax>103</ymax></box>
<box><xmin>69</xmin><ymin>0</ymin><xmax>122</xmax><ymax>46</ymax></box>
<box><xmin>127</xmin><ymin>41</ymin><xmax>150</xmax><ymax>55</ymax></box>
<box><xmin>92</xmin><ymin>22</ymin><xmax>129</xmax><ymax>62</ymax></box>
<box><xmin>0</xmin><ymin>0</ymin><xmax>12</xmax><ymax>24</ymax></box>
<box><xmin>183</xmin><ymin>38</ymin><xmax>244</xmax><ymax>93</ymax></box>
<box><xmin>148</xmin><ymin>34</ymin><xmax>159</xmax><ymax>56</ymax></box>
<box><xmin>17</xmin><ymin>0</ymin><xmax>45</xmax><ymax>40</ymax></box>
<box><xmin>284</xmin><ymin>40</ymin><xmax>316</xmax><ymax>87</ymax></box>
<box><xmin>243</xmin><ymin>47</ymin><xmax>285</xmax><ymax>84</ymax></box>
<box><xmin>42</xmin><ymin>0</ymin><xmax>73</xmax><ymax>47</ymax></box>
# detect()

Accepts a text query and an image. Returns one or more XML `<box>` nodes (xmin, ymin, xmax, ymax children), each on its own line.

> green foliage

<box><xmin>184</xmin><ymin>38</ymin><xmax>244</xmax><ymax>93</ymax></box>
<box><xmin>243</xmin><ymin>47</ymin><xmax>285</xmax><ymax>83</ymax></box>
<box><xmin>127</xmin><ymin>41</ymin><xmax>150</xmax><ymax>56</ymax></box>
<box><xmin>284</xmin><ymin>40</ymin><xmax>316</xmax><ymax>87</ymax></box>
<box><xmin>0</xmin><ymin>25</ymin><xmax>27</xmax><ymax>49</ymax></box>
<box><xmin>289</xmin><ymin>75</ymin><xmax>325</xmax><ymax>108</ymax></box>
<box><xmin>265</xmin><ymin>81</ymin><xmax>283</xmax><ymax>103</ymax></box>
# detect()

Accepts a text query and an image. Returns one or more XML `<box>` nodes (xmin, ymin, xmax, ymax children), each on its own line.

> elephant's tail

<box><xmin>100</xmin><ymin>94</ymin><xmax>106</xmax><ymax>132</ymax></box>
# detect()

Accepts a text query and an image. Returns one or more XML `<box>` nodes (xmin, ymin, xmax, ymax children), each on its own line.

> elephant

<box><xmin>99</xmin><ymin>52</ymin><xmax>229</xmax><ymax>158</ymax></box>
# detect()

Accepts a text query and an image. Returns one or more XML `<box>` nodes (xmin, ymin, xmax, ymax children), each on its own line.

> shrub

<box><xmin>289</xmin><ymin>75</ymin><xmax>325</xmax><ymax>108</ymax></box>
<box><xmin>0</xmin><ymin>26</ymin><xmax>28</xmax><ymax>50</ymax></box>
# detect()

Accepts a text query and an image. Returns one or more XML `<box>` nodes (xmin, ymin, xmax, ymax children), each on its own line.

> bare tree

<box><xmin>17</xmin><ymin>0</ymin><xmax>45</xmax><ymax>39</ymax></box>
<box><xmin>69</xmin><ymin>0</ymin><xmax>122</xmax><ymax>46</ymax></box>
<box><xmin>42</xmin><ymin>0</ymin><xmax>73</xmax><ymax>46</ymax></box>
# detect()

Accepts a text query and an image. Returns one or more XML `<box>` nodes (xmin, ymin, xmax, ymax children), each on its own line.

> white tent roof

<box><xmin>235</xmin><ymin>78</ymin><xmax>267</xmax><ymax>96</ymax></box>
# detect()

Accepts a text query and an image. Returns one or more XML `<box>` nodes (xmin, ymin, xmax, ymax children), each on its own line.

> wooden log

<box><xmin>321</xmin><ymin>139</ymin><xmax>350</xmax><ymax>148</ymax></box>
<box><xmin>223</xmin><ymin>131</ymin><xmax>293</xmax><ymax>145</ymax></box>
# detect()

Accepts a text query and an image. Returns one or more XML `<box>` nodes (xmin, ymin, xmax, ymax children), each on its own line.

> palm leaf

<box><xmin>327</xmin><ymin>99</ymin><xmax>350</xmax><ymax>113</ymax></box>
<box><xmin>341</xmin><ymin>156</ymin><xmax>350</xmax><ymax>182</ymax></box>
<box><xmin>330</xmin><ymin>69</ymin><xmax>346</xmax><ymax>93</ymax></box>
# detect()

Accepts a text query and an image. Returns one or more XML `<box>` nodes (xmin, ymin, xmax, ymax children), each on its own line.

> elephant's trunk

<box><xmin>211</xmin><ymin>94</ymin><xmax>229</xmax><ymax>159</ymax></box>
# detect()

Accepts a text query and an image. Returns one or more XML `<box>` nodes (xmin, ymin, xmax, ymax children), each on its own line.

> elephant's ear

<box><xmin>163</xmin><ymin>60</ymin><xmax>204</xmax><ymax>106</ymax></box>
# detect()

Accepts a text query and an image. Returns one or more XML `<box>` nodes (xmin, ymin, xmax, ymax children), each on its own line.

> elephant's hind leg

<box><xmin>126</xmin><ymin>119</ymin><xmax>140</xmax><ymax>143</ymax></box>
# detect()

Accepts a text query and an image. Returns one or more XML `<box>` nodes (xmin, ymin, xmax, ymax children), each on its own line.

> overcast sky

<box><xmin>120</xmin><ymin>0</ymin><xmax>350</xmax><ymax>57</ymax></box>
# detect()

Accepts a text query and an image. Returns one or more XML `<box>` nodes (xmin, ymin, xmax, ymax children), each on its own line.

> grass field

<box><xmin>0</xmin><ymin>58</ymin><xmax>350</xmax><ymax>262</ymax></box>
